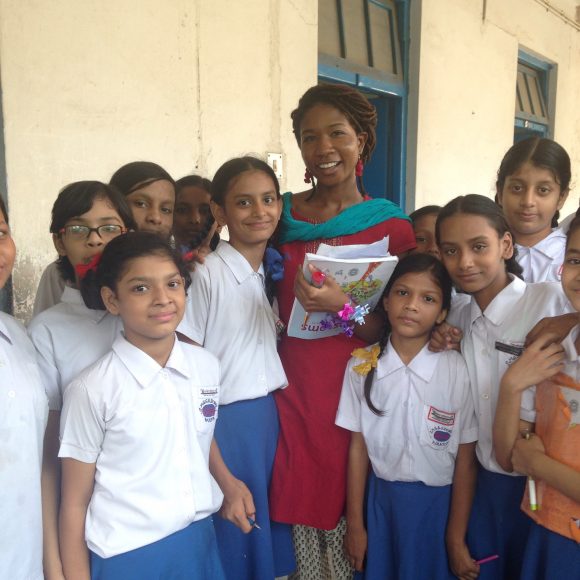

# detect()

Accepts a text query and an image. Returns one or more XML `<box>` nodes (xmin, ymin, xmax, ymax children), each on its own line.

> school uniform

<box><xmin>516</xmin><ymin>227</ymin><xmax>566</xmax><ymax>283</ymax></box>
<box><xmin>447</xmin><ymin>276</ymin><xmax>572</xmax><ymax>579</ymax></box>
<box><xmin>0</xmin><ymin>313</ymin><xmax>48</xmax><ymax>580</ymax></box>
<box><xmin>336</xmin><ymin>342</ymin><xmax>477</xmax><ymax>580</ymax></box>
<box><xmin>178</xmin><ymin>240</ymin><xmax>295</xmax><ymax>580</ymax></box>
<box><xmin>28</xmin><ymin>286</ymin><xmax>123</xmax><ymax>410</ymax></box>
<box><xmin>518</xmin><ymin>327</ymin><xmax>580</xmax><ymax>579</ymax></box>
<box><xmin>32</xmin><ymin>260</ymin><xmax>66</xmax><ymax>316</ymax></box>
<box><xmin>59</xmin><ymin>334</ymin><xmax>225</xmax><ymax>579</ymax></box>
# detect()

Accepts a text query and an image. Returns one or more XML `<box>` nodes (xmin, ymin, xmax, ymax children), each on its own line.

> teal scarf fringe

<box><xmin>277</xmin><ymin>191</ymin><xmax>410</xmax><ymax>245</ymax></box>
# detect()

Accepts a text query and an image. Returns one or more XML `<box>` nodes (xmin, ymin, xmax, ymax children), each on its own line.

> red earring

<box><xmin>304</xmin><ymin>169</ymin><xmax>313</xmax><ymax>184</ymax></box>
<box><xmin>355</xmin><ymin>158</ymin><xmax>364</xmax><ymax>177</ymax></box>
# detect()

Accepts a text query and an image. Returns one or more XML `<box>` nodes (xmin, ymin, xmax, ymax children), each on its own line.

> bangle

<box><xmin>320</xmin><ymin>301</ymin><xmax>370</xmax><ymax>337</ymax></box>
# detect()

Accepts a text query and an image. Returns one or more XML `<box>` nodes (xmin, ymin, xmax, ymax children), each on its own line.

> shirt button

<box><xmin>8</xmin><ymin>390</ymin><xmax>15</xmax><ymax>398</ymax></box>
<box><xmin>481</xmin><ymin>393</ymin><xmax>489</xmax><ymax>400</ymax></box>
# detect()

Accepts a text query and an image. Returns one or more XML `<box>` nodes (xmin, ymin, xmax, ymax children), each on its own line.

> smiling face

<box><xmin>383</xmin><ymin>271</ymin><xmax>447</xmax><ymax>344</ymax></box>
<box><xmin>497</xmin><ymin>161</ymin><xmax>568</xmax><ymax>247</ymax></box>
<box><xmin>54</xmin><ymin>196</ymin><xmax>126</xmax><ymax>282</ymax></box>
<box><xmin>299</xmin><ymin>103</ymin><xmax>366</xmax><ymax>189</ymax></box>
<box><xmin>125</xmin><ymin>179</ymin><xmax>175</xmax><ymax>240</ymax></box>
<box><xmin>211</xmin><ymin>169</ymin><xmax>281</xmax><ymax>253</ymax></box>
<box><xmin>411</xmin><ymin>213</ymin><xmax>440</xmax><ymax>259</ymax></box>
<box><xmin>438</xmin><ymin>213</ymin><xmax>513</xmax><ymax>311</ymax></box>
<box><xmin>101</xmin><ymin>253</ymin><xmax>185</xmax><ymax>358</ymax></box>
<box><xmin>0</xmin><ymin>205</ymin><xmax>15</xmax><ymax>290</ymax></box>
<box><xmin>562</xmin><ymin>228</ymin><xmax>580</xmax><ymax>312</ymax></box>
<box><xmin>173</xmin><ymin>185</ymin><xmax>212</xmax><ymax>246</ymax></box>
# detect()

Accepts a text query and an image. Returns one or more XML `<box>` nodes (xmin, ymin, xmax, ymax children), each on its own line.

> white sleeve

<box><xmin>455</xmin><ymin>356</ymin><xmax>478</xmax><ymax>444</ymax></box>
<box><xmin>335</xmin><ymin>358</ymin><xmax>364</xmax><ymax>433</ymax></box>
<box><xmin>178</xmin><ymin>267</ymin><xmax>211</xmax><ymax>345</ymax></box>
<box><xmin>27</xmin><ymin>320</ymin><xmax>63</xmax><ymax>411</ymax></box>
<box><xmin>58</xmin><ymin>378</ymin><xmax>104</xmax><ymax>464</ymax></box>
<box><xmin>520</xmin><ymin>386</ymin><xmax>536</xmax><ymax>423</ymax></box>
<box><xmin>32</xmin><ymin>262</ymin><xmax>65</xmax><ymax>317</ymax></box>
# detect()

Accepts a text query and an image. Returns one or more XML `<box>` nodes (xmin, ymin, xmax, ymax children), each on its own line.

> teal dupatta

<box><xmin>277</xmin><ymin>191</ymin><xmax>410</xmax><ymax>245</ymax></box>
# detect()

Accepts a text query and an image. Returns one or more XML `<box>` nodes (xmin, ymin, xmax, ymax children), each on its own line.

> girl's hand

<box><xmin>501</xmin><ymin>334</ymin><xmax>565</xmax><ymax>395</ymax></box>
<box><xmin>525</xmin><ymin>312</ymin><xmax>580</xmax><ymax>346</ymax></box>
<box><xmin>184</xmin><ymin>222</ymin><xmax>220</xmax><ymax>271</ymax></box>
<box><xmin>219</xmin><ymin>477</ymin><xmax>256</xmax><ymax>534</ymax></box>
<box><xmin>294</xmin><ymin>265</ymin><xmax>349</xmax><ymax>313</ymax></box>
<box><xmin>343</xmin><ymin>523</ymin><xmax>367</xmax><ymax>572</ymax></box>
<box><xmin>429</xmin><ymin>322</ymin><xmax>462</xmax><ymax>352</ymax></box>
<box><xmin>511</xmin><ymin>433</ymin><xmax>546</xmax><ymax>478</ymax></box>
<box><xmin>446</xmin><ymin>540</ymin><xmax>480</xmax><ymax>580</ymax></box>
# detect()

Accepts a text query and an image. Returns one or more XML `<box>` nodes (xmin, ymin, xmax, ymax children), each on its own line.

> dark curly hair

<box><xmin>291</xmin><ymin>84</ymin><xmax>377</xmax><ymax>198</ymax></box>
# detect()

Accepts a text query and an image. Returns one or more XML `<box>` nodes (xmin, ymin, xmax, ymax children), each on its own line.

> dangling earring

<box><xmin>355</xmin><ymin>157</ymin><xmax>364</xmax><ymax>177</ymax></box>
<box><xmin>304</xmin><ymin>168</ymin><xmax>313</xmax><ymax>184</ymax></box>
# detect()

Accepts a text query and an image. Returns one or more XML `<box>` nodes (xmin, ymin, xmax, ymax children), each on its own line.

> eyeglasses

<box><xmin>59</xmin><ymin>224</ymin><xmax>126</xmax><ymax>240</ymax></box>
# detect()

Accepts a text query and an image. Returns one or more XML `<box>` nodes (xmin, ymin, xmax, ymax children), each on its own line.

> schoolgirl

<box><xmin>409</xmin><ymin>204</ymin><xmax>442</xmax><ymax>258</ymax></box>
<box><xmin>436</xmin><ymin>194</ymin><xmax>572</xmax><ymax>579</ymax></box>
<box><xmin>27</xmin><ymin>181</ymin><xmax>136</xmax><ymax>579</ymax></box>
<box><xmin>174</xmin><ymin>174</ymin><xmax>220</xmax><ymax>255</ymax></box>
<box><xmin>178</xmin><ymin>156</ymin><xmax>295</xmax><ymax>580</ymax></box>
<box><xmin>493</xmin><ymin>215</ymin><xmax>580</xmax><ymax>579</ymax></box>
<box><xmin>0</xmin><ymin>195</ymin><xmax>48</xmax><ymax>580</ymax></box>
<box><xmin>496</xmin><ymin>137</ymin><xmax>571</xmax><ymax>282</ymax></box>
<box><xmin>33</xmin><ymin>161</ymin><xmax>175</xmax><ymax>315</ymax></box>
<box><xmin>337</xmin><ymin>254</ymin><xmax>478</xmax><ymax>579</ymax></box>
<box><xmin>109</xmin><ymin>161</ymin><xmax>175</xmax><ymax>241</ymax></box>
<box><xmin>58</xmin><ymin>232</ymin><xmax>225</xmax><ymax>579</ymax></box>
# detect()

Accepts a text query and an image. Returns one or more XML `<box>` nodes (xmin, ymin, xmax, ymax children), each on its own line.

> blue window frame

<box><xmin>318</xmin><ymin>0</ymin><xmax>409</xmax><ymax>210</ymax></box>
<box><xmin>515</xmin><ymin>49</ymin><xmax>554</xmax><ymax>142</ymax></box>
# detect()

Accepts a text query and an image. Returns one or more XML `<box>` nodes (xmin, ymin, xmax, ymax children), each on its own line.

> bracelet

<box><xmin>320</xmin><ymin>301</ymin><xmax>370</xmax><ymax>337</ymax></box>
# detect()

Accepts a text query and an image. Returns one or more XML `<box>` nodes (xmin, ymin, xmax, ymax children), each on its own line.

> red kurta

<box><xmin>270</xmin><ymin>210</ymin><xmax>415</xmax><ymax>530</ymax></box>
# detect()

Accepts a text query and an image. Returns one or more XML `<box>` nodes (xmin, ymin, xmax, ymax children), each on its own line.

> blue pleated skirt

<box><xmin>89</xmin><ymin>516</ymin><xmax>224</xmax><ymax>579</ymax></box>
<box><xmin>466</xmin><ymin>467</ymin><xmax>531</xmax><ymax>580</ymax></box>
<box><xmin>520</xmin><ymin>522</ymin><xmax>580</xmax><ymax>579</ymax></box>
<box><xmin>364</xmin><ymin>472</ymin><xmax>453</xmax><ymax>580</ymax></box>
<box><xmin>213</xmin><ymin>394</ymin><xmax>296</xmax><ymax>580</ymax></box>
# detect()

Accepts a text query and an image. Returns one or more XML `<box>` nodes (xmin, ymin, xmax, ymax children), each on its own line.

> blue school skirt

<box><xmin>363</xmin><ymin>472</ymin><xmax>453</xmax><ymax>580</ymax></box>
<box><xmin>213</xmin><ymin>394</ymin><xmax>296</xmax><ymax>580</ymax></box>
<box><xmin>90</xmin><ymin>516</ymin><xmax>224</xmax><ymax>579</ymax></box>
<box><xmin>466</xmin><ymin>467</ymin><xmax>531</xmax><ymax>580</ymax></box>
<box><xmin>520</xmin><ymin>522</ymin><xmax>580</xmax><ymax>579</ymax></box>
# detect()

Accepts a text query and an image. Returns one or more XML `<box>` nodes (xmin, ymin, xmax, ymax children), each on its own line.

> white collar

<box><xmin>468</xmin><ymin>275</ymin><xmax>527</xmax><ymax>327</ymax></box>
<box><xmin>561</xmin><ymin>325</ymin><xmax>580</xmax><ymax>362</ymax></box>
<box><xmin>516</xmin><ymin>228</ymin><xmax>566</xmax><ymax>259</ymax></box>
<box><xmin>376</xmin><ymin>339</ymin><xmax>440</xmax><ymax>382</ymax></box>
<box><xmin>112</xmin><ymin>334</ymin><xmax>191</xmax><ymax>389</ymax></box>
<box><xmin>215</xmin><ymin>241</ymin><xmax>264</xmax><ymax>284</ymax></box>
<box><xmin>0</xmin><ymin>314</ymin><xmax>13</xmax><ymax>345</ymax></box>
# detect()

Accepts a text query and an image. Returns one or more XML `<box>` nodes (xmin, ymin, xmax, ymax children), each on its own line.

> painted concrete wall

<box><xmin>0</xmin><ymin>0</ymin><xmax>317</xmax><ymax>320</ymax></box>
<box><xmin>408</xmin><ymin>0</ymin><xmax>580</xmax><ymax>217</ymax></box>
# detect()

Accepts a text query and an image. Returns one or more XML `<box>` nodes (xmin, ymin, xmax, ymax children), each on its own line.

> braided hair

<box><xmin>291</xmin><ymin>83</ymin><xmax>378</xmax><ymax>198</ymax></box>
<box><xmin>363</xmin><ymin>254</ymin><xmax>453</xmax><ymax>416</ymax></box>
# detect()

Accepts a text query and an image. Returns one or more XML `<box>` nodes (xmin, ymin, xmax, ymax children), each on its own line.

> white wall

<box><xmin>0</xmin><ymin>0</ymin><xmax>318</xmax><ymax>320</ymax></box>
<box><xmin>408</xmin><ymin>0</ymin><xmax>580</xmax><ymax>217</ymax></box>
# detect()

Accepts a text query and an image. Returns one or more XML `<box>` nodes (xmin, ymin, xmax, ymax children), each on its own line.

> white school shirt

<box><xmin>178</xmin><ymin>241</ymin><xmax>287</xmax><ymax>405</ymax></box>
<box><xmin>32</xmin><ymin>260</ymin><xmax>66</xmax><ymax>316</ymax></box>
<box><xmin>336</xmin><ymin>342</ymin><xmax>477</xmax><ymax>486</ymax></box>
<box><xmin>59</xmin><ymin>334</ymin><xmax>223</xmax><ymax>559</ymax></box>
<box><xmin>0</xmin><ymin>313</ymin><xmax>48</xmax><ymax>580</ymax></box>
<box><xmin>516</xmin><ymin>228</ymin><xmax>566</xmax><ymax>283</ymax></box>
<box><xmin>28</xmin><ymin>286</ymin><xmax>123</xmax><ymax>410</ymax></box>
<box><xmin>447</xmin><ymin>276</ymin><xmax>571</xmax><ymax>474</ymax></box>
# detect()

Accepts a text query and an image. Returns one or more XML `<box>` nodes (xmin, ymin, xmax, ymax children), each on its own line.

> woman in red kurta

<box><xmin>269</xmin><ymin>84</ymin><xmax>415</xmax><ymax>579</ymax></box>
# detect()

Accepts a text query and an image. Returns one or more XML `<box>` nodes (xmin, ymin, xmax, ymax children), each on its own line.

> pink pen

<box><xmin>475</xmin><ymin>554</ymin><xmax>499</xmax><ymax>565</ymax></box>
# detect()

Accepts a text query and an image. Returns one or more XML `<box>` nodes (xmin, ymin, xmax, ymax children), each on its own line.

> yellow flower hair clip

<box><xmin>352</xmin><ymin>344</ymin><xmax>381</xmax><ymax>376</ymax></box>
